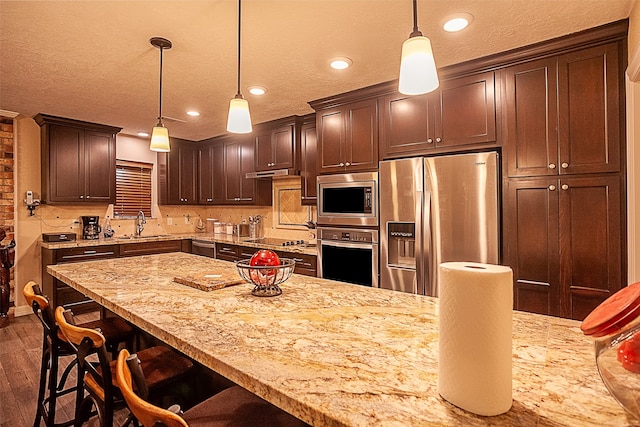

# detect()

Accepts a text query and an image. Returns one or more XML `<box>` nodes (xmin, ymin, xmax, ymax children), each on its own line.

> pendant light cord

<box><xmin>236</xmin><ymin>0</ymin><xmax>242</xmax><ymax>98</ymax></box>
<box><xmin>410</xmin><ymin>0</ymin><xmax>423</xmax><ymax>37</ymax></box>
<box><xmin>158</xmin><ymin>45</ymin><xmax>164</xmax><ymax>124</ymax></box>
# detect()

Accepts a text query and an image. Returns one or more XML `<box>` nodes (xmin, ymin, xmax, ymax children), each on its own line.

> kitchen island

<box><xmin>47</xmin><ymin>253</ymin><xmax>636</xmax><ymax>426</ymax></box>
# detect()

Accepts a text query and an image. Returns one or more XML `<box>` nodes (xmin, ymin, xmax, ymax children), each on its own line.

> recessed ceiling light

<box><xmin>186</xmin><ymin>110</ymin><xmax>200</xmax><ymax>117</ymax></box>
<box><xmin>330</xmin><ymin>57</ymin><xmax>352</xmax><ymax>70</ymax></box>
<box><xmin>248</xmin><ymin>86</ymin><xmax>267</xmax><ymax>96</ymax></box>
<box><xmin>442</xmin><ymin>13</ymin><xmax>473</xmax><ymax>32</ymax></box>
<box><xmin>137</xmin><ymin>131</ymin><xmax>150</xmax><ymax>138</ymax></box>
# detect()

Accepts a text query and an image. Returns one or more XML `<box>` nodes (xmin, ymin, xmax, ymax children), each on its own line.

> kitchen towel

<box><xmin>438</xmin><ymin>262</ymin><xmax>513</xmax><ymax>416</ymax></box>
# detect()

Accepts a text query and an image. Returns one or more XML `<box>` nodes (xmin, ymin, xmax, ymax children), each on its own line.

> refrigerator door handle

<box><xmin>422</xmin><ymin>191</ymin><xmax>432</xmax><ymax>296</ymax></box>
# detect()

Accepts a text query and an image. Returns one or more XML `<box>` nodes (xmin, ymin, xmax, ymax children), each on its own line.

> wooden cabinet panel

<box><xmin>254</xmin><ymin>119</ymin><xmax>297</xmax><ymax>172</ymax></box>
<box><xmin>224</xmin><ymin>137</ymin><xmax>271</xmax><ymax>205</ymax></box>
<box><xmin>505</xmin><ymin>58</ymin><xmax>558</xmax><ymax>177</ymax></box>
<box><xmin>436</xmin><ymin>71</ymin><xmax>496</xmax><ymax>148</ymax></box>
<box><xmin>346</xmin><ymin>99</ymin><xmax>378</xmax><ymax>170</ymax></box>
<box><xmin>275</xmin><ymin>250</ymin><xmax>317</xmax><ymax>277</ymax></box>
<box><xmin>559</xmin><ymin>175</ymin><xmax>622</xmax><ymax>320</ymax></box>
<box><xmin>317</xmin><ymin>98</ymin><xmax>377</xmax><ymax>174</ymax></box>
<box><xmin>120</xmin><ymin>240</ymin><xmax>183</xmax><ymax>257</ymax></box>
<box><xmin>198</xmin><ymin>140</ymin><xmax>225</xmax><ymax>204</ymax></box>
<box><xmin>36</xmin><ymin>114</ymin><xmax>120</xmax><ymax>204</ymax></box>
<box><xmin>558</xmin><ymin>43</ymin><xmax>621</xmax><ymax>175</ymax></box>
<box><xmin>379</xmin><ymin>93</ymin><xmax>432</xmax><ymax>157</ymax></box>
<box><xmin>318</xmin><ymin>109</ymin><xmax>345</xmax><ymax>173</ymax></box>
<box><xmin>505</xmin><ymin>178</ymin><xmax>560</xmax><ymax>317</ymax></box>
<box><xmin>84</xmin><ymin>131</ymin><xmax>116</xmax><ymax>202</ymax></box>
<box><xmin>379</xmin><ymin>71</ymin><xmax>496</xmax><ymax>159</ymax></box>
<box><xmin>505</xmin><ymin>175</ymin><xmax>623</xmax><ymax>320</ymax></box>
<box><xmin>49</xmin><ymin>125</ymin><xmax>84</xmax><ymax>202</ymax></box>
<box><xmin>505</xmin><ymin>42</ymin><xmax>622</xmax><ymax>178</ymax></box>
<box><xmin>300</xmin><ymin>117</ymin><xmax>317</xmax><ymax>206</ymax></box>
<box><xmin>159</xmin><ymin>138</ymin><xmax>198</xmax><ymax>204</ymax></box>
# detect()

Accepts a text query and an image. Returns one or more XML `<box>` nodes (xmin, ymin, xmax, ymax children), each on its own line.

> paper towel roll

<box><xmin>437</xmin><ymin>262</ymin><xmax>513</xmax><ymax>416</ymax></box>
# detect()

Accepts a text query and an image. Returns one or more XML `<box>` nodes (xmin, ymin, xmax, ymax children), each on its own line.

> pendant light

<box><xmin>398</xmin><ymin>0</ymin><xmax>439</xmax><ymax>95</ymax></box>
<box><xmin>227</xmin><ymin>0</ymin><xmax>252</xmax><ymax>134</ymax></box>
<box><xmin>149</xmin><ymin>37</ymin><xmax>172</xmax><ymax>152</ymax></box>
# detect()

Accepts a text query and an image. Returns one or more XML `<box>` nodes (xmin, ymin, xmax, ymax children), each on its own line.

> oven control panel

<box><xmin>317</xmin><ymin>227</ymin><xmax>378</xmax><ymax>244</ymax></box>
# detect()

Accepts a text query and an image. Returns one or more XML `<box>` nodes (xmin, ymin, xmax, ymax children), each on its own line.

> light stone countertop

<box><xmin>47</xmin><ymin>252</ymin><xmax>637</xmax><ymax>427</ymax></box>
<box><xmin>40</xmin><ymin>233</ymin><xmax>317</xmax><ymax>256</ymax></box>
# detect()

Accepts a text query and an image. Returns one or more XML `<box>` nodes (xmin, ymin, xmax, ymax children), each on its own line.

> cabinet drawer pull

<box><xmin>84</xmin><ymin>250</ymin><xmax>97</xmax><ymax>254</ymax></box>
<box><xmin>548</xmin><ymin>163</ymin><xmax>556</xmax><ymax>169</ymax></box>
<box><xmin>561</xmin><ymin>184</ymin><xmax>569</xmax><ymax>190</ymax></box>
<box><xmin>561</xmin><ymin>162</ymin><xmax>569</xmax><ymax>169</ymax></box>
<box><xmin>548</xmin><ymin>185</ymin><xmax>556</xmax><ymax>191</ymax></box>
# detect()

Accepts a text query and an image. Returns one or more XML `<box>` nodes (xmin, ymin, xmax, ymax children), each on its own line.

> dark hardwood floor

<box><xmin>0</xmin><ymin>312</ymin><xmax>122</xmax><ymax>426</ymax></box>
<box><xmin>0</xmin><ymin>312</ymin><xmax>228</xmax><ymax>427</ymax></box>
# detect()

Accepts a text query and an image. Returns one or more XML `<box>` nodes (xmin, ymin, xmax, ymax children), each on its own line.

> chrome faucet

<box><xmin>135</xmin><ymin>210</ymin><xmax>146</xmax><ymax>236</ymax></box>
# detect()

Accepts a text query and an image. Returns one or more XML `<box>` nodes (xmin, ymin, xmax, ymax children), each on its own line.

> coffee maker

<box><xmin>81</xmin><ymin>216</ymin><xmax>102</xmax><ymax>240</ymax></box>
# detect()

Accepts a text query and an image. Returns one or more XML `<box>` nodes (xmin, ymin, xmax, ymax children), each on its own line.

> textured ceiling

<box><xmin>0</xmin><ymin>0</ymin><xmax>634</xmax><ymax>141</ymax></box>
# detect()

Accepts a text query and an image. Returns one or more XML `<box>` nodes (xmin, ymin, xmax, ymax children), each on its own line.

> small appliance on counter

<box><xmin>81</xmin><ymin>216</ymin><xmax>102</xmax><ymax>240</ymax></box>
<box><xmin>42</xmin><ymin>232</ymin><xmax>76</xmax><ymax>242</ymax></box>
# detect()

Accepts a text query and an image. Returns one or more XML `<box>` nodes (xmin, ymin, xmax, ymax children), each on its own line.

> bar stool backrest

<box><xmin>54</xmin><ymin>306</ymin><xmax>113</xmax><ymax>416</ymax></box>
<box><xmin>116</xmin><ymin>348</ymin><xmax>189</xmax><ymax>427</ymax></box>
<box><xmin>23</xmin><ymin>281</ymin><xmax>56</xmax><ymax>338</ymax></box>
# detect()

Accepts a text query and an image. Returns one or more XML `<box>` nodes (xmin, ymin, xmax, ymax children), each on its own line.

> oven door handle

<box><xmin>319</xmin><ymin>240</ymin><xmax>377</xmax><ymax>250</ymax></box>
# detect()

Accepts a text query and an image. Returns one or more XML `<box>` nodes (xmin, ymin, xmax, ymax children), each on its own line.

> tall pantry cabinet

<box><xmin>503</xmin><ymin>30</ymin><xmax>627</xmax><ymax>320</ymax></box>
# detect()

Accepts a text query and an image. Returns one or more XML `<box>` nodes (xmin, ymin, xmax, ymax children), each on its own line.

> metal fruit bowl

<box><xmin>235</xmin><ymin>258</ymin><xmax>295</xmax><ymax>297</ymax></box>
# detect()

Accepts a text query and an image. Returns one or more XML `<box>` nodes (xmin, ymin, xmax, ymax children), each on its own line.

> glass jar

<box><xmin>581</xmin><ymin>282</ymin><xmax>640</xmax><ymax>419</ymax></box>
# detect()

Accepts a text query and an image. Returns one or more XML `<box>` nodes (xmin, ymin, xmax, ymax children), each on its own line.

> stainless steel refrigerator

<box><xmin>379</xmin><ymin>152</ymin><xmax>499</xmax><ymax>296</ymax></box>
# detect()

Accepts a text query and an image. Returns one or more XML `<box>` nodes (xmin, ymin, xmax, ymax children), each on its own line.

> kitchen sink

<box><xmin>120</xmin><ymin>234</ymin><xmax>172</xmax><ymax>239</ymax></box>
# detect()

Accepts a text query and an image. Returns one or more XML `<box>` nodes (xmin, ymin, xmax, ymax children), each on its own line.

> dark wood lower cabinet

<box><xmin>214</xmin><ymin>243</ymin><xmax>317</xmax><ymax>277</ymax></box>
<box><xmin>505</xmin><ymin>175</ymin><xmax>623</xmax><ymax>320</ymax></box>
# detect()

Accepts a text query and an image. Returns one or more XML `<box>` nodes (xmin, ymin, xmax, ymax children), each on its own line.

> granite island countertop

<box><xmin>47</xmin><ymin>253</ymin><xmax>638</xmax><ymax>427</ymax></box>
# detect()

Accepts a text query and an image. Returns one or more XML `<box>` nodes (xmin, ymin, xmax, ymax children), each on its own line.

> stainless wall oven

<box><xmin>317</xmin><ymin>227</ymin><xmax>378</xmax><ymax>287</ymax></box>
<box><xmin>317</xmin><ymin>172</ymin><xmax>378</xmax><ymax>227</ymax></box>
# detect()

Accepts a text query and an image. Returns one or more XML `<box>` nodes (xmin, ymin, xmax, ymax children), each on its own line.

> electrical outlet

<box><xmin>166</xmin><ymin>217</ymin><xmax>173</xmax><ymax>226</ymax></box>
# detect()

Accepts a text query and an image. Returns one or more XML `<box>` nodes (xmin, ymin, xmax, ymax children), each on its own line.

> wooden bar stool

<box><xmin>116</xmin><ymin>348</ymin><xmax>309</xmax><ymax>427</ymax></box>
<box><xmin>23</xmin><ymin>281</ymin><xmax>135</xmax><ymax>427</ymax></box>
<box><xmin>55</xmin><ymin>306</ymin><xmax>194</xmax><ymax>427</ymax></box>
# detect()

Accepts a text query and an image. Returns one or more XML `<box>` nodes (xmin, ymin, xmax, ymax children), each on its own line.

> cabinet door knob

<box><xmin>561</xmin><ymin>184</ymin><xmax>569</xmax><ymax>190</ymax></box>
<box><xmin>549</xmin><ymin>185</ymin><xmax>556</xmax><ymax>191</ymax></box>
<box><xmin>427</xmin><ymin>138</ymin><xmax>433</xmax><ymax>144</ymax></box>
<box><xmin>561</xmin><ymin>162</ymin><xmax>569</xmax><ymax>169</ymax></box>
<box><xmin>86</xmin><ymin>195</ymin><xmax>90</xmax><ymax>199</ymax></box>
<box><xmin>548</xmin><ymin>163</ymin><xmax>556</xmax><ymax>169</ymax></box>
<box><xmin>345</xmin><ymin>162</ymin><xmax>351</xmax><ymax>167</ymax></box>
<box><xmin>79</xmin><ymin>195</ymin><xmax>84</xmax><ymax>199</ymax></box>
<box><xmin>435</xmin><ymin>137</ymin><xmax>442</xmax><ymax>143</ymax></box>
<box><xmin>339</xmin><ymin>162</ymin><xmax>345</xmax><ymax>167</ymax></box>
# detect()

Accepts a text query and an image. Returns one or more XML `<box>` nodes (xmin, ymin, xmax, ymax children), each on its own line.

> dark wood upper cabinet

<box><xmin>379</xmin><ymin>71</ymin><xmax>496</xmax><ymax>158</ymax></box>
<box><xmin>223</xmin><ymin>136</ymin><xmax>272</xmax><ymax>205</ymax></box>
<box><xmin>198</xmin><ymin>139</ymin><xmax>225</xmax><ymax>204</ymax></box>
<box><xmin>299</xmin><ymin>114</ymin><xmax>317</xmax><ymax>206</ymax></box>
<box><xmin>253</xmin><ymin>117</ymin><xmax>299</xmax><ymax>172</ymax></box>
<box><xmin>158</xmin><ymin>138</ymin><xmax>197</xmax><ymax>204</ymax></box>
<box><xmin>35</xmin><ymin>114</ymin><xmax>120</xmax><ymax>204</ymax></box>
<box><xmin>314</xmin><ymin>98</ymin><xmax>378</xmax><ymax>174</ymax></box>
<box><xmin>505</xmin><ymin>42</ymin><xmax>622</xmax><ymax>177</ymax></box>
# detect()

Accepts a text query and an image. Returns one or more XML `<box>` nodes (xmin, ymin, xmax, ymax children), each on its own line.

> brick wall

<box><xmin>0</xmin><ymin>117</ymin><xmax>14</xmax><ymax>310</ymax></box>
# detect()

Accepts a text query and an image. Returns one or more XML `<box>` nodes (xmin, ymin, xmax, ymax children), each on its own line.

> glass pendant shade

<box><xmin>227</xmin><ymin>97</ymin><xmax>252</xmax><ymax>134</ymax></box>
<box><xmin>150</xmin><ymin>124</ymin><xmax>170</xmax><ymax>152</ymax></box>
<box><xmin>398</xmin><ymin>35</ymin><xmax>439</xmax><ymax>95</ymax></box>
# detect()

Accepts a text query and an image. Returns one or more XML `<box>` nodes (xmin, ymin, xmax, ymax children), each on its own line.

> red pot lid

<box><xmin>581</xmin><ymin>282</ymin><xmax>640</xmax><ymax>337</ymax></box>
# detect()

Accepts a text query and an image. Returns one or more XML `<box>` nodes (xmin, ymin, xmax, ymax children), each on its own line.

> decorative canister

<box><xmin>581</xmin><ymin>282</ymin><xmax>640</xmax><ymax>419</ymax></box>
<box><xmin>213</xmin><ymin>222</ymin><xmax>224</xmax><ymax>234</ymax></box>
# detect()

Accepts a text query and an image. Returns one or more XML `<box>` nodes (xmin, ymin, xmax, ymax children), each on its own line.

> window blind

<box><xmin>115</xmin><ymin>160</ymin><xmax>152</xmax><ymax>217</ymax></box>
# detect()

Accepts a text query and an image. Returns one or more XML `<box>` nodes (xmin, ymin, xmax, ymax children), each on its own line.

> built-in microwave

<box><xmin>317</xmin><ymin>172</ymin><xmax>378</xmax><ymax>227</ymax></box>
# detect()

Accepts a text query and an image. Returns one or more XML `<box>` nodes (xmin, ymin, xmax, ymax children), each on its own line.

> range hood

<box><xmin>245</xmin><ymin>169</ymin><xmax>298</xmax><ymax>179</ymax></box>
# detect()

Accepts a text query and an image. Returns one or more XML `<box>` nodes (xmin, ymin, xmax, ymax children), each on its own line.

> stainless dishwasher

<box><xmin>192</xmin><ymin>239</ymin><xmax>216</xmax><ymax>258</ymax></box>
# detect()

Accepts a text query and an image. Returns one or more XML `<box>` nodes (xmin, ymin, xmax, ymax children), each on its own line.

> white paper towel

<box><xmin>438</xmin><ymin>262</ymin><xmax>513</xmax><ymax>416</ymax></box>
